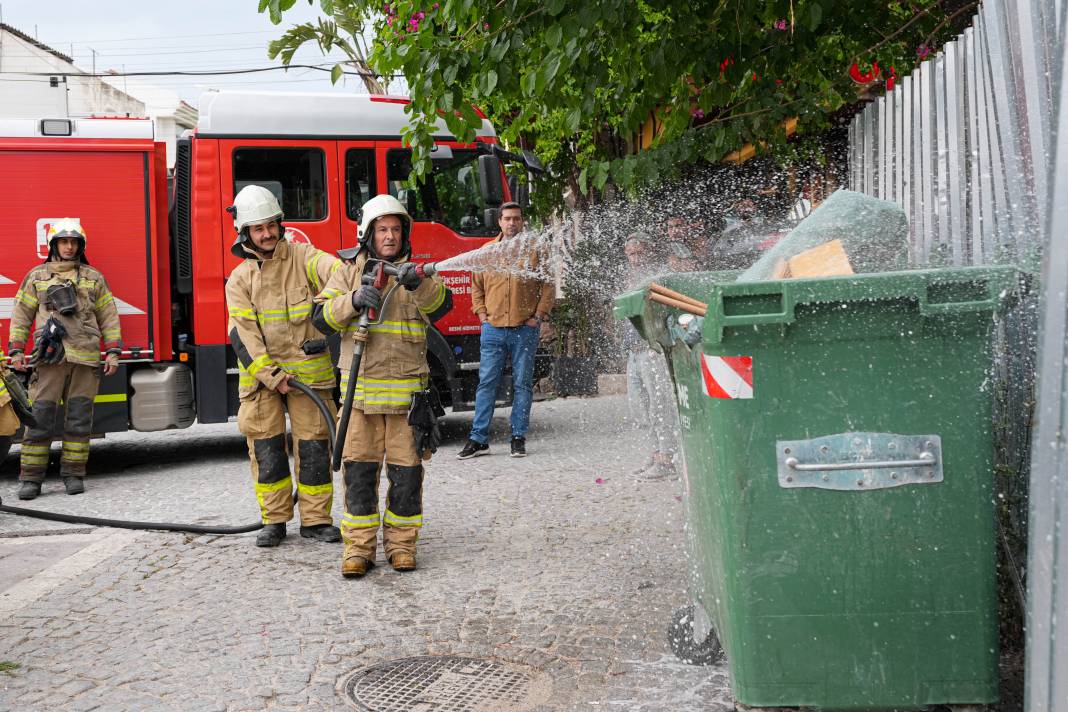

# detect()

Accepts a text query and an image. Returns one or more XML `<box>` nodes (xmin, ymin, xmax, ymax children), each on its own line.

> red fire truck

<box><xmin>0</xmin><ymin>91</ymin><xmax>545</xmax><ymax>458</ymax></box>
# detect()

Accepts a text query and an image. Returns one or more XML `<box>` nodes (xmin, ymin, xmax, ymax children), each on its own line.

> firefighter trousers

<box><xmin>237</xmin><ymin>387</ymin><xmax>337</xmax><ymax>526</ymax></box>
<box><xmin>340</xmin><ymin>410</ymin><xmax>425</xmax><ymax>561</ymax></box>
<box><xmin>19</xmin><ymin>361</ymin><xmax>99</xmax><ymax>482</ymax></box>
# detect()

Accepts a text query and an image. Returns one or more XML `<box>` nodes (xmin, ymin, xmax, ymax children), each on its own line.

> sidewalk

<box><xmin>0</xmin><ymin>394</ymin><xmax>731</xmax><ymax>711</ymax></box>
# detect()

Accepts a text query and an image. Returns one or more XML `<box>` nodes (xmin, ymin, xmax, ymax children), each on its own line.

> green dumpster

<box><xmin>615</xmin><ymin>266</ymin><xmax>1016</xmax><ymax>710</ymax></box>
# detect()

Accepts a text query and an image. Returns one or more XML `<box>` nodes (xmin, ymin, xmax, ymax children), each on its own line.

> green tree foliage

<box><xmin>262</xmin><ymin>0</ymin><xmax>970</xmax><ymax>206</ymax></box>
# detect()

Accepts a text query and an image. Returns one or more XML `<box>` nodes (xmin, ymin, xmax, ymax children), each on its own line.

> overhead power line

<box><xmin>42</xmin><ymin>30</ymin><xmax>281</xmax><ymax>44</ymax></box>
<box><xmin>0</xmin><ymin>63</ymin><xmax>387</xmax><ymax>78</ymax></box>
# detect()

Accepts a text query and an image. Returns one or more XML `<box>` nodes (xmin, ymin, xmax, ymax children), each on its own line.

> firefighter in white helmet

<box><xmin>313</xmin><ymin>194</ymin><xmax>452</xmax><ymax>577</ymax></box>
<box><xmin>7</xmin><ymin>219</ymin><xmax>123</xmax><ymax>499</ymax></box>
<box><xmin>226</xmin><ymin>185</ymin><xmax>344</xmax><ymax>547</ymax></box>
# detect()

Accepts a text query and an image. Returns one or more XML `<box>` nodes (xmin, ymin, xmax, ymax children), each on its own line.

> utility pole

<box><xmin>91</xmin><ymin>48</ymin><xmax>96</xmax><ymax>75</ymax></box>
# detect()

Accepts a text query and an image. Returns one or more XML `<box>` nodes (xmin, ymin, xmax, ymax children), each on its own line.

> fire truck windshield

<box><xmin>387</xmin><ymin>149</ymin><xmax>498</xmax><ymax>237</ymax></box>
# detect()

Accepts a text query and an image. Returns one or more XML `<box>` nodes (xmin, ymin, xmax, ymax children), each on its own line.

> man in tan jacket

<box><xmin>225</xmin><ymin>185</ymin><xmax>342</xmax><ymax>548</ymax></box>
<box><xmin>313</xmin><ymin>194</ymin><xmax>452</xmax><ymax>578</ymax></box>
<box><xmin>457</xmin><ymin>202</ymin><xmax>554</xmax><ymax>459</ymax></box>
<box><xmin>8</xmin><ymin>219</ymin><xmax>122</xmax><ymax>499</ymax></box>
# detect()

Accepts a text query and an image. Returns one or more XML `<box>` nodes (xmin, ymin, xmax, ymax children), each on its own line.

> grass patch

<box><xmin>0</xmin><ymin>661</ymin><xmax>20</xmax><ymax>676</ymax></box>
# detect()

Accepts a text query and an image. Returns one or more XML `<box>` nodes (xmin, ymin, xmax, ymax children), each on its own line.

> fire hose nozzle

<box><xmin>416</xmin><ymin>262</ymin><xmax>438</xmax><ymax>278</ymax></box>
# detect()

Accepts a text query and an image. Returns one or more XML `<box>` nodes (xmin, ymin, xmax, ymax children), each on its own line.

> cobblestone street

<box><xmin>0</xmin><ymin>394</ymin><xmax>732</xmax><ymax>711</ymax></box>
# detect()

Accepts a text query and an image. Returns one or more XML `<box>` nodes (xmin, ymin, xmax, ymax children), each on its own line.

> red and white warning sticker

<box><xmin>700</xmin><ymin>354</ymin><xmax>753</xmax><ymax>399</ymax></box>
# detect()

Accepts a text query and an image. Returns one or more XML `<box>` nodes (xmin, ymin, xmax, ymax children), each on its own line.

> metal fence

<box><xmin>848</xmin><ymin>1</ymin><xmax>1066</xmax><ymax>709</ymax></box>
<box><xmin>848</xmin><ymin>0</ymin><xmax>1056</xmax><ymax>269</ymax></box>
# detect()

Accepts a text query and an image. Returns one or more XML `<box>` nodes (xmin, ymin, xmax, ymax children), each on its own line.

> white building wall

<box><xmin>0</xmin><ymin>30</ymin><xmax>144</xmax><ymax>119</ymax></box>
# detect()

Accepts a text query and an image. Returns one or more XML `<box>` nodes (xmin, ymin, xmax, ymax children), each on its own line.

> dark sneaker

<box><xmin>456</xmin><ymin>440</ymin><xmax>489</xmax><ymax>460</ymax></box>
<box><xmin>63</xmin><ymin>476</ymin><xmax>85</xmax><ymax>495</ymax></box>
<box><xmin>300</xmin><ymin>524</ymin><xmax>341</xmax><ymax>542</ymax></box>
<box><xmin>18</xmin><ymin>481</ymin><xmax>41</xmax><ymax>500</ymax></box>
<box><xmin>510</xmin><ymin>437</ymin><xmax>527</xmax><ymax>458</ymax></box>
<box><xmin>256</xmin><ymin>523</ymin><xmax>287</xmax><ymax>547</ymax></box>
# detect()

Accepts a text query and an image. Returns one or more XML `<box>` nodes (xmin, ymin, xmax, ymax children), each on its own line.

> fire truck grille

<box><xmin>173</xmin><ymin>137</ymin><xmax>193</xmax><ymax>295</ymax></box>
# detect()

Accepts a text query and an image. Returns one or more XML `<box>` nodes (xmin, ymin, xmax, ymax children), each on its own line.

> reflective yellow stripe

<box><xmin>297</xmin><ymin>482</ymin><xmax>333</xmax><ymax>496</ymax></box>
<box><xmin>0</xmin><ymin>381</ymin><xmax>7</xmax><ymax>397</ymax></box>
<box><xmin>324</xmin><ymin>299</ymin><xmax>346</xmax><ymax>333</ymax></box>
<box><xmin>20</xmin><ymin>444</ymin><xmax>50</xmax><ymax>465</ymax></box>
<box><xmin>342</xmin><ymin>512</ymin><xmax>380</xmax><ymax>528</ymax></box>
<box><xmin>419</xmin><ymin>282</ymin><xmax>447</xmax><ymax>314</ymax></box>
<box><xmin>306</xmin><ymin>253</ymin><xmax>326</xmax><ymax>292</ymax></box>
<box><xmin>61</xmin><ymin>441</ymin><xmax>89</xmax><ymax>450</ymax></box>
<box><xmin>228</xmin><ymin>306</ymin><xmax>256</xmax><ymax>320</ymax></box>
<box><xmin>94</xmin><ymin>292</ymin><xmax>114</xmax><ymax>309</ymax></box>
<box><xmin>102</xmin><ymin>329</ymin><xmax>122</xmax><ymax>340</ymax></box>
<box><xmin>256</xmin><ymin>304</ymin><xmax>312</xmax><ymax>323</ymax></box>
<box><xmin>78</xmin><ymin>278</ymin><xmax>97</xmax><ymax>290</ymax></box>
<box><xmin>10</xmin><ymin>326</ymin><xmax>29</xmax><ymax>341</ymax></box>
<box><xmin>247</xmin><ymin>354</ymin><xmax>275</xmax><ymax>376</ymax></box>
<box><xmin>65</xmin><ymin>345</ymin><xmax>100</xmax><ymax>361</ymax></box>
<box><xmin>368</xmin><ymin>320</ymin><xmax>427</xmax><ymax>337</ymax></box>
<box><xmin>255</xmin><ymin>476</ymin><xmax>292</xmax><ymax>494</ymax></box>
<box><xmin>383</xmin><ymin>509</ymin><xmax>422</xmax><ymax>527</ymax></box>
<box><xmin>15</xmin><ymin>289</ymin><xmax>38</xmax><ymax>308</ymax></box>
<box><xmin>94</xmin><ymin>393</ymin><xmax>127</xmax><ymax>403</ymax></box>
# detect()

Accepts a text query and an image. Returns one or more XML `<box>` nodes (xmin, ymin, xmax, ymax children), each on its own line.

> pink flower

<box><xmin>484</xmin><ymin>22</ymin><xmax>490</xmax><ymax>29</ymax></box>
<box><xmin>383</xmin><ymin>3</ymin><xmax>390</xmax><ymax>12</ymax></box>
<box><xmin>433</xmin><ymin>2</ymin><xmax>439</xmax><ymax>7</ymax></box>
<box><xmin>595</xmin><ymin>478</ymin><xmax>605</xmax><ymax>484</ymax></box>
<box><xmin>415</xmin><ymin>11</ymin><xmax>425</xmax><ymax>19</ymax></box>
<box><xmin>409</xmin><ymin>18</ymin><xmax>419</xmax><ymax>29</ymax></box>
<box><xmin>774</xmin><ymin>19</ymin><xmax>787</xmax><ymax>30</ymax></box>
<box><xmin>386</xmin><ymin>15</ymin><xmax>393</xmax><ymax>25</ymax></box>
<box><xmin>917</xmin><ymin>43</ymin><xmax>931</xmax><ymax>58</ymax></box>
<box><xmin>691</xmin><ymin>107</ymin><xmax>705</xmax><ymax>119</ymax></box>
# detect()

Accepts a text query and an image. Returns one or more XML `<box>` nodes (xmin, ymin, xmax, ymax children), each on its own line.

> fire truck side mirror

<box><xmin>478</xmin><ymin>155</ymin><xmax>504</xmax><ymax>207</ymax></box>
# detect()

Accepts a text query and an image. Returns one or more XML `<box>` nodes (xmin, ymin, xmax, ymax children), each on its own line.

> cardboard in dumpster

<box><xmin>769</xmin><ymin>239</ymin><xmax>854</xmax><ymax>279</ymax></box>
<box><xmin>739</xmin><ymin>189</ymin><xmax>909</xmax><ymax>281</ymax></box>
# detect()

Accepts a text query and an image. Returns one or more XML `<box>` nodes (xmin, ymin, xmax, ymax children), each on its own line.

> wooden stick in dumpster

<box><xmin>647</xmin><ymin>291</ymin><xmax>707</xmax><ymax>317</ymax></box>
<box><xmin>648</xmin><ymin>282</ymin><xmax>707</xmax><ymax>310</ymax></box>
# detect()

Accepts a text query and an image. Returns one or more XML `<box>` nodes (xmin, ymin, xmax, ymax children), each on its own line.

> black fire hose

<box><xmin>0</xmin><ymin>380</ymin><xmax>337</xmax><ymax>535</ymax></box>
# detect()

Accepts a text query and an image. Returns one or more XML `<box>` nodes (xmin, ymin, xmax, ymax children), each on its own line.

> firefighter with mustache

<box><xmin>225</xmin><ymin>185</ymin><xmax>343</xmax><ymax>548</ymax></box>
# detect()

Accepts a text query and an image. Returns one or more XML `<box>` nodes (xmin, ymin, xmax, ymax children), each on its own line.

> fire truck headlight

<box><xmin>40</xmin><ymin>119</ymin><xmax>73</xmax><ymax>136</ymax></box>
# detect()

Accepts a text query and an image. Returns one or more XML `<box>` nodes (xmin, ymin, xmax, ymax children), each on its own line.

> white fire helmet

<box><xmin>357</xmin><ymin>194</ymin><xmax>412</xmax><ymax>254</ymax></box>
<box><xmin>231</xmin><ymin>185</ymin><xmax>283</xmax><ymax>232</ymax></box>
<box><xmin>47</xmin><ymin>218</ymin><xmax>87</xmax><ymax>244</ymax></box>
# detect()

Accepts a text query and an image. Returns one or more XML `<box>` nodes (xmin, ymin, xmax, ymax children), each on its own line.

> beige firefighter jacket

<box><xmin>470</xmin><ymin>234</ymin><xmax>555</xmax><ymax>327</ymax></box>
<box><xmin>0</xmin><ymin>346</ymin><xmax>11</xmax><ymax>409</ymax></box>
<box><xmin>226</xmin><ymin>239</ymin><xmax>341</xmax><ymax>399</ymax></box>
<box><xmin>315</xmin><ymin>251</ymin><xmax>450</xmax><ymax>415</ymax></box>
<box><xmin>8</xmin><ymin>260</ymin><xmax>122</xmax><ymax>367</ymax></box>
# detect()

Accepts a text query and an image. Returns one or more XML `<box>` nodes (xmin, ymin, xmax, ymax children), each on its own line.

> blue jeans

<box><xmin>469</xmin><ymin>323</ymin><xmax>539</xmax><ymax>444</ymax></box>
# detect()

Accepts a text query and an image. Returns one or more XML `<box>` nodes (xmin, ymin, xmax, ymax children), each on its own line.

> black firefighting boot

<box><xmin>300</xmin><ymin>524</ymin><xmax>341</xmax><ymax>542</ymax></box>
<box><xmin>63</xmin><ymin>477</ymin><xmax>85</xmax><ymax>495</ymax></box>
<box><xmin>256</xmin><ymin>523</ymin><xmax>287</xmax><ymax>547</ymax></box>
<box><xmin>18</xmin><ymin>481</ymin><xmax>42</xmax><ymax>500</ymax></box>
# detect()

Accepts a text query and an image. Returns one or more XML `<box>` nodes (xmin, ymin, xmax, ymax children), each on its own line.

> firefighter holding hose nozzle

<box><xmin>312</xmin><ymin>194</ymin><xmax>452</xmax><ymax>578</ymax></box>
<box><xmin>7</xmin><ymin>219</ymin><xmax>122</xmax><ymax>500</ymax></box>
<box><xmin>225</xmin><ymin>185</ymin><xmax>344</xmax><ymax>548</ymax></box>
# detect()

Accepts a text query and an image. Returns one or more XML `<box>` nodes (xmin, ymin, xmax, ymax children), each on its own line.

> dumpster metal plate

<box><xmin>776</xmin><ymin>433</ymin><xmax>943</xmax><ymax>490</ymax></box>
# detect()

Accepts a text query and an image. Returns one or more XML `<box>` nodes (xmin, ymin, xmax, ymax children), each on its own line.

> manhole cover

<box><xmin>343</xmin><ymin>655</ymin><xmax>551</xmax><ymax>712</ymax></box>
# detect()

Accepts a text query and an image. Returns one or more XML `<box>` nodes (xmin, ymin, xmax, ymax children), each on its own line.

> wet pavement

<box><xmin>0</xmin><ymin>394</ymin><xmax>732</xmax><ymax>711</ymax></box>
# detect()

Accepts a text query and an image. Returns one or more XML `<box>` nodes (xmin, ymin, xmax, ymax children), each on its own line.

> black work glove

<box><xmin>407</xmin><ymin>389</ymin><xmax>442</xmax><ymax>456</ymax></box>
<box><xmin>396</xmin><ymin>262</ymin><xmax>423</xmax><ymax>290</ymax></box>
<box><xmin>350</xmin><ymin>285</ymin><xmax>382</xmax><ymax>311</ymax></box>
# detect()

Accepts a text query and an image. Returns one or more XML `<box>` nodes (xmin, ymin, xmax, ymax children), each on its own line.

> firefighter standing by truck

<box><xmin>313</xmin><ymin>195</ymin><xmax>453</xmax><ymax>578</ymax></box>
<box><xmin>7</xmin><ymin>219</ymin><xmax>122</xmax><ymax>499</ymax></box>
<box><xmin>225</xmin><ymin>185</ymin><xmax>343</xmax><ymax>548</ymax></box>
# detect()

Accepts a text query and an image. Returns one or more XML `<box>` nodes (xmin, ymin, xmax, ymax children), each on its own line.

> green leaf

<box><xmin>258</xmin><ymin>0</ymin><xmax>271</xmax><ymax>13</ymax></box>
<box><xmin>566</xmin><ymin>108</ymin><xmax>581</xmax><ymax>133</ymax></box>
<box><xmin>484</xmin><ymin>69</ymin><xmax>498</xmax><ymax>94</ymax></box>
<box><xmin>397</xmin><ymin>42</ymin><xmax>412</xmax><ymax>58</ymax></box>
<box><xmin>319</xmin><ymin>0</ymin><xmax>334</xmax><ymax>14</ymax></box>
<box><xmin>545</xmin><ymin>25</ymin><xmax>562</xmax><ymax>49</ymax></box>
<box><xmin>521</xmin><ymin>71</ymin><xmax>536</xmax><ymax>97</ymax></box>
<box><xmin>808</xmin><ymin>3</ymin><xmax>823</xmax><ymax>30</ymax></box>
<box><xmin>330</xmin><ymin>63</ymin><xmax>343</xmax><ymax>84</ymax></box>
<box><xmin>578</xmin><ymin>166</ymin><xmax>589</xmax><ymax>195</ymax></box>
<box><xmin>545</xmin><ymin>0</ymin><xmax>566</xmax><ymax>16</ymax></box>
<box><xmin>489</xmin><ymin>40</ymin><xmax>508</xmax><ymax>63</ymax></box>
<box><xmin>443</xmin><ymin>64</ymin><xmax>459</xmax><ymax>85</ymax></box>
